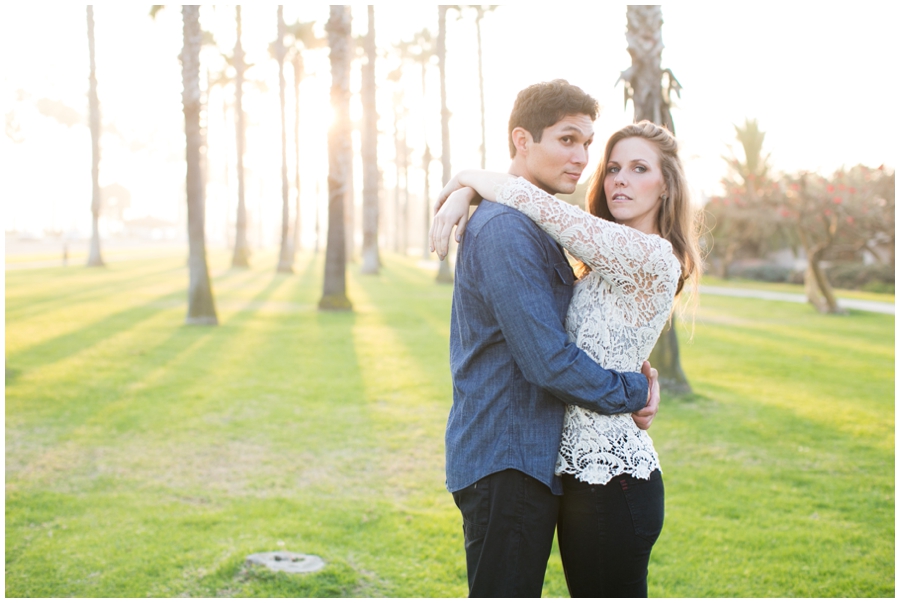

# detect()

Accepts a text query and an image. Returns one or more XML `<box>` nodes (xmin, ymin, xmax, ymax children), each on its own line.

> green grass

<box><xmin>6</xmin><ymin>251</ymin><xmax>894</xmax><ymax>597</ymax></box>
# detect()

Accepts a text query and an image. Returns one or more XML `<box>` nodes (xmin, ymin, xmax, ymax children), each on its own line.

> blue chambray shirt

<box><xmin>445</xmin><ymin>201</ymin><xmax>649</xmax><ymax>496</ymax></box>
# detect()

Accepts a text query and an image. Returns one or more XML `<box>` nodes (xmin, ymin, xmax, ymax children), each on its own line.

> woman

<box><xmin>430</xmin><ymin>121</ymin><xmax>702</xmax><ymax>597</ymax></box>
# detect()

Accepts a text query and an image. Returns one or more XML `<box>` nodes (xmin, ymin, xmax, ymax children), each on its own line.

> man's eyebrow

<box><xmin>558</xmin><ymin>125</ymin><xmax>594</xmax><ymax>137</ymax></box>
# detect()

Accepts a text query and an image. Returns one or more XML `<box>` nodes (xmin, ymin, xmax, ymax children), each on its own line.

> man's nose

<box><xmin>572</xmin><ymin>145</ymin><xmax>588</xmax><ymax>165</ymax></box>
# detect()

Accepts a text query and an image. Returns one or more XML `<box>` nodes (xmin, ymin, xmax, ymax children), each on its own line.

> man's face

<box><xmin>519</xmin><ymin>114</ymin><xmax>594</xmax><ymax>195</ymax></box>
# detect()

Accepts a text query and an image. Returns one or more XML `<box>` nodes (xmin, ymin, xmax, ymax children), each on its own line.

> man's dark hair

<box><xmin>507</xmin><ymin>79</ymin><xmax>599</xmax><ymax>158</ymax></box>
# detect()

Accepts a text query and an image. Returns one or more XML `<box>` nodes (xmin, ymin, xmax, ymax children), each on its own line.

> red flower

<box><xmin>827</xmin><ymin>184</ymin><xmax>835</xmax><ymax>192</ymax></box>
<box><xmin>824</xmin><ymin>209</ymin><xmax>832</xmax><ymax>216</ymax></box>
<box><xmin>846</xmin><ymin>216</ymin><xmax>854</xmax><ymax>224</ymax></box>
<box><xmin>833</xmin><ymin>197</ymin><xmax>843</xmax><ymax>204</ymax></box>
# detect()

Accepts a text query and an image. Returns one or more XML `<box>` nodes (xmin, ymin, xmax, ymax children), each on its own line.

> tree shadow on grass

<box><xmin>6</xmin><ymin>365</ymin><xmax>21</xmax><ymax>385</ymax></box>
<box><xmin>5</xmin><ymin>263</ymin><xmax>187</xmax><ymax>324</ymax></box>
<box><xmin>7</xmin><ymin>290</ymin><xmax>186</xmax><ymax>372</ymax></box>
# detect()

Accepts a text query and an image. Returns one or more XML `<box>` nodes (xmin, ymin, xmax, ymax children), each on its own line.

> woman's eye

<box><xmin>634</xmin><ymin>166</ymin><xmax>646</xmax><ymax>173</ymax></box>
<box><xmin>607</xmin><ymin>167</ymin><xmax>618</xmax><ymax>173</ymax></box>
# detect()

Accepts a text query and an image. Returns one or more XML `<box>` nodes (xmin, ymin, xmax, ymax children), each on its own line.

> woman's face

<box><xmin>603</xmin><ymin>137</ymin><xmax>667</xmax><ymax>234</ymax></box>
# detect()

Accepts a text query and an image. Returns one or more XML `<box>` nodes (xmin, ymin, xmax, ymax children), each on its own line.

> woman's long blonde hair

<box><xmin>585</xmin><ymin>121</ymin><xmax>703</xmax><ymax>300</ymax></box>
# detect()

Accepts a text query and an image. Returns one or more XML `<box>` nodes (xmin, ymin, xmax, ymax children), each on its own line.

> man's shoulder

<box><xmin>468</xmin><ymin>200</ymin><xmax>542</xmax><ymax>237</ymax></box>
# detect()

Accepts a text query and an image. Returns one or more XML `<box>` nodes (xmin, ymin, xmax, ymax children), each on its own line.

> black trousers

<box><xmin>452</xmin><ymin>469</ymin><xmax>559</xmax><ymax>597</ymax></box>
<box><xmin>557</xmin><ymin>469</ymin><xmax>665</xmax><ymax>598</ymax></box>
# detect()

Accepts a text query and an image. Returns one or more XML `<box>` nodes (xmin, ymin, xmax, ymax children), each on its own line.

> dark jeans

<box><xmin>557</xmin><ymin>469</ymin><xmax>665</xmax><ymax>598</ymax></box>
<box><xmin>452</xmin><ymin>469</ymin><xmax>559</xmax><ymax>597</ymax></box>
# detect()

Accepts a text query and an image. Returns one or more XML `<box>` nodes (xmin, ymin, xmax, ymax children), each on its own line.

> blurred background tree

<box><xmin>435</xmin><ymin>5</ymin><xmax>457</xmax><ymax>284</ymax></box>
<box><xmin>231</xmin><ymin>6</ymin><xmax>251</xmax><ymax>268</ymax></box>
<box><xmin>319</xmin><ymin>5</ymin><xmax>352</xmax><ymax>311</ymax></box>
<box><xmin>771</xmin><ymin>166</ymin><xmax>895</xmax><ymax>313</ymax></box>
<box><xmin>360</xmin><ymin>6</ymin><xmax>381</xmax><ymax>275</ymax></box>
<box><xmin>705</xmin><ymin>119</ymin><xmax>781</xmax><ymax>278</ymax></box>
<box><xmin>274</xmin><ymin>6</ymin><xmax>293</xmax><ymax>274</ymax></box>
<box><xmin>179</xmin><ymin>5</ymin><xmax>218</xmax><ymax>325</ymax></box>
<box><xmin>285</xmin><ymin>19</ymin><xmax>325</xmax><ymax>259</ymax></box>
<box><xmin>86</xmin><ymin>6</ymin><xmax>104</xmax><ymax>267</ymax></box>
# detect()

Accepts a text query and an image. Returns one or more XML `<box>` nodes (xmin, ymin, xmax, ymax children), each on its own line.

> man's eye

<box><xmin>561</xmin><ymin>137</ymin><xmax>572</xmax><ymax>143</ymax></box>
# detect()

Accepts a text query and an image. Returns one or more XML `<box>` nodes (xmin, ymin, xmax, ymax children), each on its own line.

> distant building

<box><xmin>123</xmin><ymin>216</ymin><xmax>178</xmax><ymax>240</ymax></box>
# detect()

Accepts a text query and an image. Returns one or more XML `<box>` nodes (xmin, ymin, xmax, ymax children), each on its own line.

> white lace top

<box><xmin>495</xmin><ymin>177</ymin><xmax>681</xmax><ymax>485</ymax></box>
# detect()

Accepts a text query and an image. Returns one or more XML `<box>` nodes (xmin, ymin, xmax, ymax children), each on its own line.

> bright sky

<box><xmin>2</xmin><ymin>4</ymin><xmax>898</xmax><ymax>242</ymax></box>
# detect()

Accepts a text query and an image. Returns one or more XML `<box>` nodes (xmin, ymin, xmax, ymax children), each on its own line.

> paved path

<box><xmin>700</xmin><ymin>285</ymin><xmax>895</xmax><ymax>315</ymax></box>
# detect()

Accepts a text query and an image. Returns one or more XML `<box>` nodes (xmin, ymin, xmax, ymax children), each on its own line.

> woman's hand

<box><xmin>430</xmin><ymin>187</ymin><xmax>477</xmax><ymax>260</ymax></box>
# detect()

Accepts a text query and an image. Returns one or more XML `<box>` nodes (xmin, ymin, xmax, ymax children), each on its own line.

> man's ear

<box><xmin>511</xmin><ymin>127</ymin><xmax>531</xmax><ymax>157</ymax></box>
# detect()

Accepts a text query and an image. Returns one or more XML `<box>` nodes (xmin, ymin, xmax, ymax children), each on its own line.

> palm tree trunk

<box><xmin>319</xmin><ymin>5</ymin><xmax>352</xmax><ymax>311</ymax></box>
<box><xmin>345</xmin><ymin>154</ymin><xmax>355</xmax><ymax>263</ymax></box>
<box><xmin>276</xmin><ymin>6</ymin><xmax>293</xmax><ymax>273</ymax></box>
<box><xmin>402</xmin><ymin>134</ymin><xmax>410</xmax><ymax>255</ymax></box>
<box><xmin>361</xmin><ymin>5</ymin><xmax>380</xmax><ymax>275</ymax></box>
<box><xmin>392</xmin><ymin>96</ymin><xmax>402</xmax><ymax>253</ymax></box>
<box><xmin>436</xmin><ymin>6</ymin><xmax>453</xmax><ymax>284</ymax></box>
<box><xmin>292</xmin><ymin>52</ymin><xmax>303</xmax><ymax>255</ymax></box>
<box><xmin>181</xmin><ymin>5</ymin><xmax>218</xmax><ymax>325</ymax></box>
<box><xmin>86</xmin><ymin>6</ymin><xmax>104</xmax><ymax>267</ymax></box>
<box><xmin>625</xmin><ymin>4</ymin><xmax>687</xmax><ymax>393</ymax></box>
<box><xmin>232</xmin><ymin>6</ymin><xmax>250</xmax><ymax>268</ymax></box>
<box><xmin>422</xmin><ymin>144</ymin><xmax>432</xmax><ymax>259</ymax></box>
<box><xmin>625</xmin><ymin>5</ymin><xmax>666</xmax><ymax>126</ymax></box>
<box><xmin>475</xmin><ymin>11</ymin><xmax>487</xmax><ymax>170</ymax></box>
<box><xmin>314</xmin><ymin>180</ymin><xmax>321</xmax><ymax>254</ymax></box>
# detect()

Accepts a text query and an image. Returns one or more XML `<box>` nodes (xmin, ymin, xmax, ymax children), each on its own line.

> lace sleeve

<box><xmin>496</xmin><ymin>177</ymin><xmax>681</xmax><ymax>320</ymax></box>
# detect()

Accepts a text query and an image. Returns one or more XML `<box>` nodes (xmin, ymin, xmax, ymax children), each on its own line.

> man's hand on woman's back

<box><xmin>632</xmin><ymin>361</ymin><xmax>659</xmax><ymax>430</ymax></box>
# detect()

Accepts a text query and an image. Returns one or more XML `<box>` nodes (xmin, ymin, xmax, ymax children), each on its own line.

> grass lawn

<box><xmin>5</xmin><ymin>251</ymin><xmax>894</xmax><ymax>597</ymax></box>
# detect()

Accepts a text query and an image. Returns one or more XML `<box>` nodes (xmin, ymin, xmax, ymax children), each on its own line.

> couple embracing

<box><xmin>430</xmin><ymin>80</ymin><xmax>702</xmax><ymax>597</ymax></box>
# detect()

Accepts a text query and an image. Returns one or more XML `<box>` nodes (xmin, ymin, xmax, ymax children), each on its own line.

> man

<box><xmin>442</xmin><ymin>80</ymin><xmax>659</xmax><ymax>597</ymax></box>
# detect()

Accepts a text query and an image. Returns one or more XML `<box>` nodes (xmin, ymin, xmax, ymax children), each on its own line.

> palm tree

<box><xmin>435</xmin><ymin>6</ymin><xmax>455</xmax><ymax>284</ymax></box>
<box><xmin>86</xmin><ymin>6</ymin><xmax>104</xmax><ymax>267</ymax></box>
<box><xmin>620</xmin><ymin>5</ymin><xmax>685</xmax><ymax>393</ymax></box>
<box><xmin>275</xmin><ymin>6</ymin><xmax>293</xmax><ymax>273</ymax></box>
<box><xmin>180</xmin><ymin>5</ymin><xmax>218</xmax><ymax>324</ymax></box>
<box><xmin>714</xmin><ymin>118</ymin><xmax>774</xmax><ymax>278</ymax></box>
<box><xmin>285</xmin><ymin>20</ymin><xmax>325</xmax><ymax>257</ymax></box>
<box><xmin>468</xmin><ymin>5</ymin><xmax>498</xmax><ymax>169</ymax></box>
<box><xmin>319</xmin><ymin>5</ymin><xmax>352</xmax><ymax>311</ymax></box>
<box><xmin>231</xmin><ymin>6</ymin><xmax>251</xmax><ymax>268</ymax></box>
<box><xmin>619</xmin><ymin>5</ymin><xmax>682</xmax><ymax>131</ymax></box>
<box><xmin>387</xmin><ymin>65</ymin><xmax>410</xmax><ymax>255</ymax></box>
<box><xmin>399</xmin><ymin>29</ymin><xmax>435</xmax><ymax>260</ymax></box>
<box><xmin>360</xmin><ymin>6</ymin><xmax>380</xmax><ymax>274</ymax></box>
